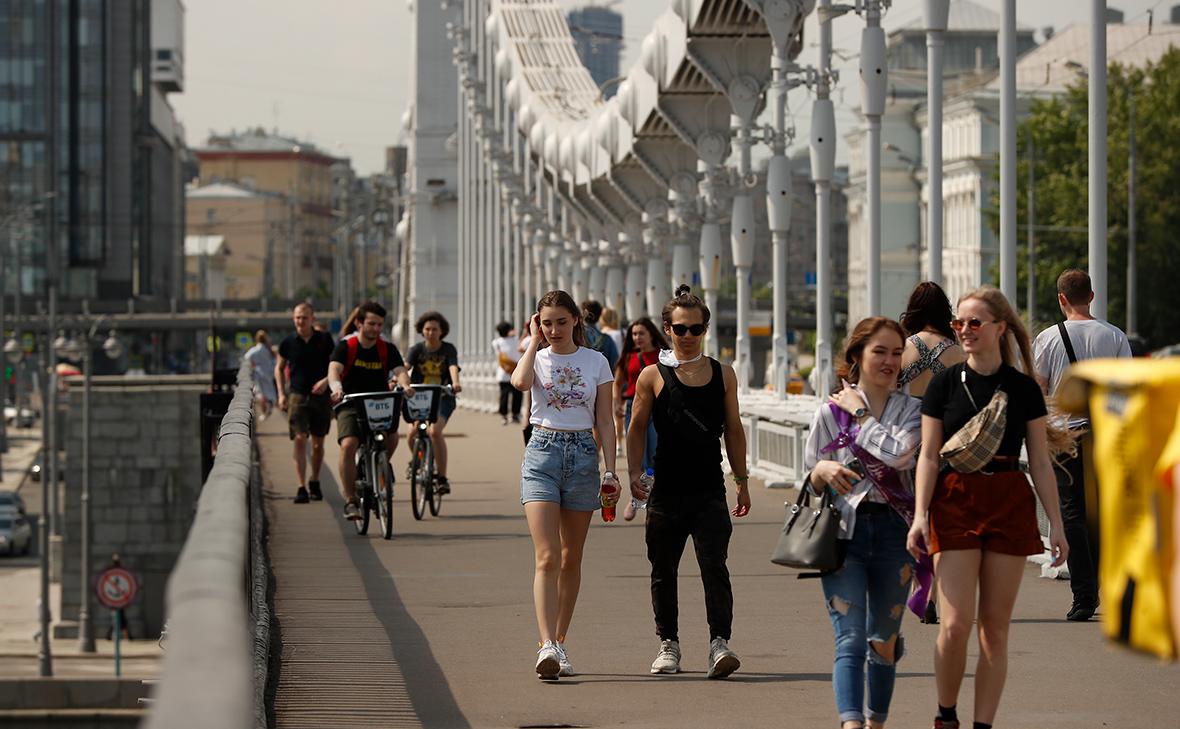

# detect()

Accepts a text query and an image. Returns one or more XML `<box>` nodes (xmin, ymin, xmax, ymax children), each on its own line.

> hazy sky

<box><xmin>172</xmin><ymin>0</ymin><xmax>1167</xmax><ymax>177</ymax></box>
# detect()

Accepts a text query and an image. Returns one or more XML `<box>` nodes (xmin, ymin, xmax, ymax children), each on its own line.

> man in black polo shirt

<box><xmin>275</xmin><ymin>302</ymin><xmax>335</xmax><ymax>504</ymax></box>
<box><xmin>328</xmin><ymin>301</ymin><xmax>412</xmax><ymax>520</ymax></box>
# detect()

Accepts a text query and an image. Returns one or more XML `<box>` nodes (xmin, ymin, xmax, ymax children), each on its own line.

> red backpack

<box><xmin>342</xmin><ymin>337</ymin><xmax>389</xmax><ymax>380</ymax></box>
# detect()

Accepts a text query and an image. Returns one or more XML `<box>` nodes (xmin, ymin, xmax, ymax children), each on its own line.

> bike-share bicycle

<box><xmin>334</xmin><ymin>389</ymin><xmax>403</xmax><ymax>539</ymax></box>
<box><xmin>402</xmin><ymin>384</ymin><xmax>454</xmax><ymax>520</ymax></box>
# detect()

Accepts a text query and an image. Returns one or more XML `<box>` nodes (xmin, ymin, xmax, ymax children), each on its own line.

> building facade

<box><xmin>0</xmin><ymin>0</ymin><xmax>188</xmax><ymax>302</ymax></box>
<box><xmin>567</xmin><ymin>6</ymin><xmax>623</xmax><ymax>97</ymax></box>
<box><xmin>184</xmin><ymin>181</ymin><xmax>289</xmax><ymax>300</ymax></box>
<box><xmin>195</xmin><ymin>130</ymin><xmax>339</xmax><ymax>299</ymax></box>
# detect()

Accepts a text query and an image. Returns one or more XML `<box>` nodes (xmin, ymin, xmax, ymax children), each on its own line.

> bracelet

<box><xmin>732</xmin><ymin>474</ymin><xmax>749</xmax><ymax>483</ymax></box>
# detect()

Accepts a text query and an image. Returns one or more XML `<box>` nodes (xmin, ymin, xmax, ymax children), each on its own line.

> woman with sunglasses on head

<box><xmin>512</xmin><ymin>290</ymin><xmax>619</xmax><ymax>680</ymax></box>
<box><xmin>626</xmin><ymin>285</ymin><xmax>750</xmax><ymax>679</ymax></box>
<box><xmin>907</xmin><ymin>287</ymin><xmax>1068</xmax><ymax>729</ymax></box>
<box><xmin>803</xmin><ymin>316</ymin><xmax>923</xmax><ymax>729</ymax></box>
<box><xmin>614</xmin><ymin>316</ymin><xmax>669</xmax><ymax>521</ymax></box>
<box><xmin>898</xmin><ymin>282</ymin><xmax>965</xmax><ymax>624</ymax></box>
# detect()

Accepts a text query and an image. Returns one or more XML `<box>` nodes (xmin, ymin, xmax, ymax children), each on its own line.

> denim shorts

<box><xmin>520</xmin><ymin>428</ymin><xmax>601</xmax><ymax>511</ymax></box>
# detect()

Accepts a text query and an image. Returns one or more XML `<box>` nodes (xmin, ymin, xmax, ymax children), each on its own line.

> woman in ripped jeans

<box><xmin>802</xmin><ymin>317</ymin><xmax>924</xmax><ymax>729</ymax></box>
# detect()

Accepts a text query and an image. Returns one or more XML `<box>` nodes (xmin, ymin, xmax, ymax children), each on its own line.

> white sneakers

<box><xmin>536</xmin><ymin>637</ymin><xmax>737</xmax><ymax>679</ymax></box>
<box><xmin>650</xmin><ymin>639</ymin><xmax>682</xmax><ymax>674</ymax></box>
<box><xmin>707</xmin><ymin>637</ymin><xmax>740</xmax><ymax>679</ymax></box>
<box><xmin>535</xmin><ymin>641</ymin><xmax>560</xmax><ymax>680</ymax></box>
<box><xmin>556</xmin><ymin>642</ymin><xmax>574</xmax><ymax>677</ymax></box>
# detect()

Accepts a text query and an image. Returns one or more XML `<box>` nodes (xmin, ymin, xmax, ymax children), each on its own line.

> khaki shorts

<box><xmin>335</xmin><ymin>405</ymin><xmax>365</xmax><ymax>444</ymax></box>
<box><xmin>287</xmin><ymin>393</ymin><xmax>332</xmax><ymax>439</ymax></box>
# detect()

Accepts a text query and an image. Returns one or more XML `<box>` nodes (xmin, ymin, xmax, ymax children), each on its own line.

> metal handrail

<box><xmin>144</xmin><ymin>360</ymin><xmax>257</xmax><ymax>729</ymax></box>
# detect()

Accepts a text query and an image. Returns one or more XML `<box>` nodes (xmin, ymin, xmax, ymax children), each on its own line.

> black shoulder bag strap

<box><xmin>656</xmin><ymin>363</ymin><xmax>713</xmax><ymax>438</ymax></box>
<box><xmin>1057</xmin><ymin>322</ymin><xmax>1079</xmax><ymax>365</ymax></box>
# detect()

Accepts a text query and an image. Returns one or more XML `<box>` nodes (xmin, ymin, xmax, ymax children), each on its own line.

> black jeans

<box><xmin>646</xmin><ymin>495</ymin><xmax>734</xmax><ymax>642</ymax></box>
<box><xmin>1056</xmin><ymin>438</ymin><xmax>1099</xmax><ymax>604</ymax></box>
<box><xmin>498</xmin><ymin>382</ymin><xmax>522</xmax><ymax>419</ymax></box>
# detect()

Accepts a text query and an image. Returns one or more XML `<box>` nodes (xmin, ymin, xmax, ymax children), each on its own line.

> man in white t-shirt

<box><xmin>1033</xmin><ymin>268</ymin><xmax>1132</xmax><ymax>622</ymax></box>
<box><xmin>492</xmin><ymin>321</ymin><xmax>523</xmax><ymax>424</ymax></box>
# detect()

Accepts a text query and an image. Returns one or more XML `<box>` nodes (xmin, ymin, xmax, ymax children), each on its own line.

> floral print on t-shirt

<box><xmin>544</xmin><ymin>364</ymin><xmax>588</xmax><ymax>411</ymax></box>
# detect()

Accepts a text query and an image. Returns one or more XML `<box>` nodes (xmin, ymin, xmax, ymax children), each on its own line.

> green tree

<box><xmin>988</xmin><ymin>49</ymin><xmax>1180</xmax><ymax>348</ymax></box>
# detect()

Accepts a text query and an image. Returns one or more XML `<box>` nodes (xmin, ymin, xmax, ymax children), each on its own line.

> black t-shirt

<box><xmin>330</xmin><ymin>337</ymin><xmax>406</xmax><ymax>395</ymax></box>
<box><xmin>277</xmin><ymin>330</ymin><xmax>335</xmax><ymax>396</ymax></box>
<box><xmin>405</xmin><ymin>342</ymin><xmax>460</xmax><ymax>386</ymax></box>
<box><xmin>921</xmin><ymin>362</ymin><xmax>1047</xmax><ymax>457</ymax></box>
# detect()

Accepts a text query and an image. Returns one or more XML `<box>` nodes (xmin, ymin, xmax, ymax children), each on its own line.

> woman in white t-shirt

<box><xmin>511</xmin><ymin>290</ymin><xmax>619</xmax><ymax>681</ymax></box>
<box><xmin>492</xmin><ymin>321</ymin><xmax>523</xmax><ymax>424</ymax></box>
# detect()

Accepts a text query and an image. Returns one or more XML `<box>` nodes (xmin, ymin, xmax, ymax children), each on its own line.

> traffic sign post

<box><xmin>95</xmin><ymin>565</ymin><xmax>137</xmax><ymax>677</ymax></box>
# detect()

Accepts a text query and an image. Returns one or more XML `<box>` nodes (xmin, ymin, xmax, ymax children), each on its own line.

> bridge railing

<box><xmin>144</xmin><ymin>360</ymin><xmax>271</xmax><ymax>729</ymax></box>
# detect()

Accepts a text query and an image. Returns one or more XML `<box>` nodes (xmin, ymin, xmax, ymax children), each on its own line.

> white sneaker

<box><xmin>650</xmin><ymin>638</ymin><xmax>681</xmax><ymax>674</ymax></box>
<box><xmin>556</xmin><ymin>642</ymin><xmax>575</xmax><ymax>677</ymax></box>
<box><xmin>707</xmin><ymin>637</ymin><xmax>740</xmax><ymax>679</ymax></box>
<box><xmin>535</xmin><ymin>640</ymin><xmax>560</xmax><ymax>680</ymax></box>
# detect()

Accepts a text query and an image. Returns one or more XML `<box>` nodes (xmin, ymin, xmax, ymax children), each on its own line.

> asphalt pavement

<box><xmin>257</xmin><ymin>406</ymin><xmax>1178</xmax><ymax>729</ymax></box>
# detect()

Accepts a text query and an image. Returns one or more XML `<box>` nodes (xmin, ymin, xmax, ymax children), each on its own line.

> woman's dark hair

<box><xmin>836</xmin><ymin>316</ymin><xmax>907</xmax><ymax>386</ymax></box>
<box><xmin>617</xmin><ymin>316</ymin><xmax>669</xmax><ymax>374</ymax></box>
<box><xmin>661</xmin><ymin>284</ymin><xmax>711</xmax><ymax>327</ymax></box>
<box><xmin>581</xmin><ymin>299</ymin><xmax>603</xmax><ymax>324</ymax></box>
<box><xmin>495</xmin><ymin>321</ymin><xmax>512</xmax><ymax>338</ymax></box>
<box><xmin>537</xmin><ymin>290</ymin><xmax>587</xmax><ymax>347</ymax></box>
<box><xmin>415</xmin><ymin>310</ymin><xmax>450</xmax><ymax>338</ymax></box>
<box><xmin>899</xmin><ymin>281</ymin><xmax>954</xmax><ymax>340</ymax></box>
<box><xmin>357</xmin><ymin>300</ymin><xmax>387</xmax><ymax>323</ymax></box>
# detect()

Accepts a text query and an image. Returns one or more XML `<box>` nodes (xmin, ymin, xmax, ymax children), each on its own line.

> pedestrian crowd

<box><xmin>505</xmin><ymin>270</ymin><xmax>1128</xmax><ymax>729</ymax></box>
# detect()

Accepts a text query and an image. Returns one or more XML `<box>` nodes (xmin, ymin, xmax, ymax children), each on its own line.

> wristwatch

<box><xmin>852</xmin><ymin>407</ymin><xmax>868</xmax><ymax>419</ymax></box>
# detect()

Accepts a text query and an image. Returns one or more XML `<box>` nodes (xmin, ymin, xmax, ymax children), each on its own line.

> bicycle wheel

<box><xmin>354</xmin><ymin>449</ymin><xmax>371</xmax><ymax>535</ymax></box>
<box><xmin>410</xmin><ymin>436</ymin><xmax>430</xmax><ymax>520</ymax></box>
<box><xmin>428</xmin><ymin>445</ymin><xmax>443</xmax><ymax>516</ymax></box>
<box><xmin>375</xmin><ymin>451</ymin><xmax>394</xmax><ymax>539</ymax></box>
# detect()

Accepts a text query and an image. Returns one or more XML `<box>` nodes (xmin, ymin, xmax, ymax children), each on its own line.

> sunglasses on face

<box><xmin>950</xmin><ymin>317</ymin><xmax>996</xmax><ymax>332</ymax></box>
<box><xmin>670</xmin><ymin>323</ymin><xmax>707</xmax><ymax>336</ymax></box>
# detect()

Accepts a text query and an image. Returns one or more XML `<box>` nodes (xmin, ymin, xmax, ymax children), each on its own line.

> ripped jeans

<box><xmin>820</xmin><ymin>505</ymin><xmax>915</xmax><ymax>725</ymax></box>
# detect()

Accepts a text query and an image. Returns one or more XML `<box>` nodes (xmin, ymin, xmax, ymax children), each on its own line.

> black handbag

<box><xmin>770</xmin><ymin>479</ymin><xmax>845</xmax><ymax>575</ymax></box>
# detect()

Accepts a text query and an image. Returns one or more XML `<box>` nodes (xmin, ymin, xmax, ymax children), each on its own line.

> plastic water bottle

<box><xmin>600</xmin><ymin>477</ymin><xmax>620</xmax><ymax>522</ymax></box>
<box><xmin>636</xmin><ymin>469</ymin><xmax>655</xmax><ymax>510</ymax></box>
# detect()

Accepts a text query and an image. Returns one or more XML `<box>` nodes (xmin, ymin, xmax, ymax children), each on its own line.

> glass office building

<box><xmin>567</xmin><ymin>6</ymin><xmax>622</xmax><ymax>98</ymax></box>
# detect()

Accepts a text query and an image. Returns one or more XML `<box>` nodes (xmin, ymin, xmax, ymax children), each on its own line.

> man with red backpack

<box><xmin>328</xmin><ymin>301</ymin><xmax>413</xmax><ymax>521</ymax></box>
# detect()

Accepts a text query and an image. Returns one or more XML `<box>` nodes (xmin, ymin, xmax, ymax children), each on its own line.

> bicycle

<box><xmin>335</xmin><ymin>389</ymin><xmax>403</xmax><ymax>539</ymax></box>
<box><xmin>402</xmin><ymin>384</ymin><xmax>454</xmax><ymax>520</ymax></box>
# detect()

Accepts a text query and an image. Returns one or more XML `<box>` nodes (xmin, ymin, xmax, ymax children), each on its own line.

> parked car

<box><xmin>0</xmin><ymin>490</ymin><xmax>27</xmax><ymax>515</ymax></box>
<box><xmin>0</xmin><ymin>511</ymin><xmax>32</xmax><ymax>556</ymax></box>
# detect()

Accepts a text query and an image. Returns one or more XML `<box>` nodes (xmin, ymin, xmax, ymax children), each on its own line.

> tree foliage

<box><xmin>989</xmin><ymin>48</ymin><xmax>1180</xmax><ymax>348</ymax></box>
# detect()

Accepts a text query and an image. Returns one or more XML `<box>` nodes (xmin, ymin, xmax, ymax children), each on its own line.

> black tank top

<box><xmin>651</xmin><ymin>358</ymin><xmax>726</xmax><ymax>505</ymax></box>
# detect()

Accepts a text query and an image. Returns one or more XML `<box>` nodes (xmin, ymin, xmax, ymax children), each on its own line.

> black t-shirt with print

<box><xmin>330</xmin><ymin>338</ymin><xmax>406</xmax><ymax>395</ymax></box>
<box><xmin>921</xmin><ymin>362</ymin><xmax>1047</xmax><ymax>457</ymax></box>
<box><xmin>405</xmin><ymin>342</ymin><xmax>460</xmax><ymax>386</ymax></box>
<box><xmin>277</xmin><ymin>330</ymin><xmax>335</xmax><ymax>395</ymax></box>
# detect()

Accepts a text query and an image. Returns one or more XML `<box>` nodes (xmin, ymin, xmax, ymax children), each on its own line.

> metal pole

<box><xmin>1</xmin><ymin>249</ymin><xmax>8</xmax><ymax>461</ymax></box>
<box><xmin>925</xmin><ymin>0</ymin><xmax>949</xmax><ymax>284</ymax></box>
<box><xmin>813</xmin><ymin>0</ymin><xmax>835</xmax><ymax>398</ymax></box>
<box><xmin>768</xmin><ymin>43</ymin><xmax>790</xmax><ymax>399</ymax></box>
<box><xmin>999</xmin><ymin>0</ymin><xmax>1018</xmax><ymax>301</ymax></box>
<box><xmin>1126</xmin><ymin>86</ymin><xmax>1136</xmax><ymax>336</ymax></box>
<box><xmin>1027</xmin><ymin>134</ymin><xmax>1036</xmax><ymax>326</ymax></box>
<box><xmin>78</xmin><ymin>316</ymin><xmax>95</xmax><ymax>652</ymax></box>
<box><xmin>1089</xmin><ymin>0</ymin><xmax>1108</xmax><ymax>319</ymax></box>
<box><xmin>861</xmin><ymin>3</ymin><xmax>886</xmax><ymax>316</ymax></box>
<box><xmin>12</xmin><ymin>216</ymin><xmax>23</xmax><ymax>418</ymax></box>
<box><xmin>36</xmin><ymin>348</ymin><xmax>52</xmax><ymax>676</ymax></box>
<box><xmin>867</xmin><ymin>117</ymin><xmax>881</xmax><ymax>315</ymax></box>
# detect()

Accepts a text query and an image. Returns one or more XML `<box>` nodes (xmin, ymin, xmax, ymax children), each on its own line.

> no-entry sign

<box><xmin>95</xmin><ymin>567</ymin><xmax>137</xmax><ymax>610</ymax></box>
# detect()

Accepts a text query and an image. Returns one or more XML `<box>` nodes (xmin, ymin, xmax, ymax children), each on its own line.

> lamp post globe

<box><xmin>4</xmin><ymin>339</ymin><xmax>20</xmax><ymax>365</ymax></box>
<box><xmin>102</xmin><ymin>332</ymin><xmax>124</xmax><ymax>361</ymax></box>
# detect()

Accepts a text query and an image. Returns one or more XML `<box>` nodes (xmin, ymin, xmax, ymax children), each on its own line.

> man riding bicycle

<box><xmin>328</xmin><ymin>301</ymin><xmax>413</xmax><ymax>521</ymax></box>
<box><xmin>405</xmin><ymin>311</ymin><xmax>462</xmax><ymax>494</ymax></box>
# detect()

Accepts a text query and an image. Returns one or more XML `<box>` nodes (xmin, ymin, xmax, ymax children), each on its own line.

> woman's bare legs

<box><xmin>555</xmin><ymin>509</ymin><xmax>594</xmax><ymax>640</ymax></box>
<box><xmin>525</xmin><ymin>503</ymin><xmax>595</xmax><ymax>643</ymax></box>
<box><xmin>973</xmin><ymin>552</ymin><xmax>1026</xmax><ymax>724</ymax></box>
<box><xmin>933</xmin><ymin>550</ymin><xmax>982</xmax><ymax>710</ymax></box>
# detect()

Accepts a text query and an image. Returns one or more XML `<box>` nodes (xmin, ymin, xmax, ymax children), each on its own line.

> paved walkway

<box><xmin>258</xmin><ymin>408</ymin><xmax>1178</xmax><ymax>729</ymax></box>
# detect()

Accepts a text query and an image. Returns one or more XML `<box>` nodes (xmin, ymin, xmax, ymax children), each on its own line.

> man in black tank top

<box><xmin>625</xmin><ymin>292</ymin><xmax>751</xmax><ymax>679</ymax></box>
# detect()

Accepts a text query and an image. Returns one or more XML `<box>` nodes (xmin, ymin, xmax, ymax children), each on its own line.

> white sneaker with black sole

<box><xmin>535</xmin><ymin>640</ymin><xmax>560</xmax><ymax>680</ymax></box>
<box><xmin>556</xmin><ymin>642</ymin><xmax>574</xmax><ymax>677</ymax></box>
<box><xmin>707</xmin><ymin>637</ymin><xmax>740</xmax><ymax>679</ymax></box>
<box><xmin>650</xmin><ymin>639</ymin><xmax>681</xmax><ymax>674</ymax></box>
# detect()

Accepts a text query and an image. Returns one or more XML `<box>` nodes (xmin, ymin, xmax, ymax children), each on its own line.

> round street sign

<box><xmin>96</xmin><ymin>567</ymin><xmax>138</xmax><ymax>610</ymax></box>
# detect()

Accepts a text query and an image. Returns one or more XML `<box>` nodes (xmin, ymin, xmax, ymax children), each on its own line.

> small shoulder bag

<box><xmin>939</xmin><ymin>367</ymin><xmax>1008</xmax><ymax>473</ymax></box>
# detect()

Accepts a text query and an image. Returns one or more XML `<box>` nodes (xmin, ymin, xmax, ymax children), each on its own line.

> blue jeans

<box><xmin>624</xmin><ymin>398</ymin><xmax>657</xmax><ymax>473</ymax></box>
<box><xmin>519</xmin><ymin>428</ymin><xmax>601</xmax><ymax>511</ymax></box>
<box><xmin>820</xmin><ymin>507</ymin><xmax>915</xmax><ymax>725</ymax></box>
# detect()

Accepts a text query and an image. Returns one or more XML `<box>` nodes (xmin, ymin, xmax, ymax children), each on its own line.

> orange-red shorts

<box><xmin>928</xmin><ymin>469</ymin><xmax>1043</xmax><ymax>556</ymax></box>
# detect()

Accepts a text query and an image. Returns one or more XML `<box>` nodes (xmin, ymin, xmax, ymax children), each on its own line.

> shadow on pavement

<box><xmin>321</xmin><ymin>471</ymin><xmax>473</xmax><ymax>729</ymax></box>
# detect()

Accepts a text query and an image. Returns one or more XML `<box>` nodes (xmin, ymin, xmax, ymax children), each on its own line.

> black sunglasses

<box><xmin>950</xmin><ymin>317</ymin><xmax>996</xmax><ymax>332</ymax></box>
<box><xmin>670</xmin><ymin>323</ymin><xmax>707</xmax><ymax>336</ymax></box>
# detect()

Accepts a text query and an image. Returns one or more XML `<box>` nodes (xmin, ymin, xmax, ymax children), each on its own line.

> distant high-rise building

<box><xmin>0</xmin><ymin>0</ymin><xmax>188</xmax><ymax>302</ymax></box>
<box><xmin>567</xmin><ymin>6</ymin><xmax>623</xmax><ymax>98</ymax></box>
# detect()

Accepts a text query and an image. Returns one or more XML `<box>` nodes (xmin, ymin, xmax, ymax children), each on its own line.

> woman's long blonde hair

<box><xmin>959</xmin><ymin>286</ymin><xmax>1077</xmax><ymax>458</ymax></box>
